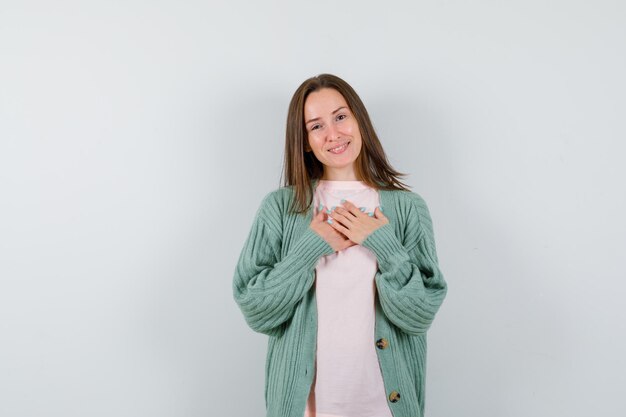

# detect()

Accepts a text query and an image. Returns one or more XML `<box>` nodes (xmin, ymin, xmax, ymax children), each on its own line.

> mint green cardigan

<box><xmin>233</xmin><ymin>180</ymin><xmax>447</xmax><ymax>417</ymax></box>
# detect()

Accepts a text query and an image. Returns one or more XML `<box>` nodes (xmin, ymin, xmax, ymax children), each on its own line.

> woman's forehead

<box><xmin>304</xmin><ymin>89</ymin><xmax>349</xmax><ymax>117</ymax></box>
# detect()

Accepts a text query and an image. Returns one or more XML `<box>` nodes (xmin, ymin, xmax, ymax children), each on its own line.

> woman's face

<box><xmin>303</xmin><ymin>88</ymin><xmax>363</xmax><ymax>180</ymax></box>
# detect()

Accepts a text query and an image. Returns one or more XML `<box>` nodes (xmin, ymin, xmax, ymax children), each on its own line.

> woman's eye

<box><xmin>337</xmin><ymin>114</ymin><xmax>347</xmax><ymax>121</ymax></box>
<box><xmin>311</xmin><ymin>124</ymin><xmax>321</xmax><ymax>131</ymax></box>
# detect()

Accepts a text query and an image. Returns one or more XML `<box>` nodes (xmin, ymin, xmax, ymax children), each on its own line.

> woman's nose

<box><xmin>326</xmin><ymin>123</ymin><xmax>340</xmax><ymax>140</ymax></box>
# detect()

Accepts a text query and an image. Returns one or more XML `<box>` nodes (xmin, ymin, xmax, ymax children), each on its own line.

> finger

<box><xmin>334</xmin><ymin>205</ymin><xmax>361</xmax><ymax>220</ymax></box>
<box><xmin>327</xmin><ymin>217</ymin><xmax>351</xmax><ymax>236</ymax></box>
<box><xmin>330</xmin><ymin>210</ymin><xmax>353</xmax><ymax>227</ymax></box>
<box><xmin>374</xmin><ymin>206</ymin><xmax>386</xmax><ymax>219</ymax></box>
<box><xmin>317</xmin><ymin>204</ymin><xmax>328</xmax><ymax>221</ymax></box>
<box><xmin>340</xmin><ymin>200</ymin><xmax>363</xmax><ymax>217</ymax></box>
<box><xmin>331</xmin><ymin>229</ymin><xmax>351</xmax><ymax>243</ymax></box>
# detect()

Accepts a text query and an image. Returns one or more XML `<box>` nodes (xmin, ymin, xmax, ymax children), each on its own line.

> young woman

<box><xmin>233</xmin><ymin>74</ymin><xmax>447</xmax><ymax>417</ymax></box>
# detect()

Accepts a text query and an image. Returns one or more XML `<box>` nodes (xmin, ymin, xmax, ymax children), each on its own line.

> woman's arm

<box><xmin>232</xmin><ymin>198</ymin><xmax>334</xmax><ymax>336</ymax></box>
<box><xmin>361</xmin><ymin>194</ymin><xmax>447</xmax><ymax>336</ymax></box>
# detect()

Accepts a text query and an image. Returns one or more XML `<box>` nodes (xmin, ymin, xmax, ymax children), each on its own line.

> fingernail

<box><xmin>331</xmin><ymin>205</ymin><xmax>336</xmax><ymax>211</ymax></box>
<box><xmin>326</xmin><ymin>209</ymin><xmax>331</xmax><ymax>214</ymax></box>
<box><xmin>368</xmin><ymin>212</ymin><xmax>374</xmax><ymax>217</ymax></box>
<box><xmin>318</xmin><ymin>203</ymin><xmax>323</xmax><ymax>211</ymax></box>
<box><xmin>340</xmin><ymin>199</ymin><xmax>346</xmax><ymax>203</ymax></box>
<box><xmin>327</xmin><ymin>219</ymin><xmax>333</xmax><ymax>224</ymax></box>
<box><xmin>359</xmin><ymin>207</ymin><xmax>366</xmax><ymax>212</ymax></box>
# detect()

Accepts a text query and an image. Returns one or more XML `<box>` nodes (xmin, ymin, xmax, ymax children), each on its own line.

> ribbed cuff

<box><xmin>361</xmin><ymin>223</ymin><xmax>407</xmax><ymax>265</ymax></box>
<box><xmin>288</xmin><ymin>225</ymin><xmax>336</xmax><ymax>269</ymax></box>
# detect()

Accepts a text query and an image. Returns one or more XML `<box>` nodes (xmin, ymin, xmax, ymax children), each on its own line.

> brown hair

<box><xmin>280</xmin><ymin>73</ymin><xmax>411</xmax><ymax>214</ymax></box>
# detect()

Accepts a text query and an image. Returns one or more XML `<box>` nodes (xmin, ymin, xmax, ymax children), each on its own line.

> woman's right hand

<box><xmin>310</xmin><ymin>205</ymin><xmax>356</xmax><ymax>252</ymax></box>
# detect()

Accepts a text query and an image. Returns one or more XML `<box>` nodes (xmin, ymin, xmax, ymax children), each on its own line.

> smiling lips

<box><xmin>328</xmin><ymin>141</ymin><xmax>350</xmax><ymax>154</ymax></box>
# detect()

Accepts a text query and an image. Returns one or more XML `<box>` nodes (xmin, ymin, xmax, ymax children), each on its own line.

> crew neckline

<box><xmin>317</xmin><ymin>179</ymin><xmax>369</xmax><ymax>190</ymax></box>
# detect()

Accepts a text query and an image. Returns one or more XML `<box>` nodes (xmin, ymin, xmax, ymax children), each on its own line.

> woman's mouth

<box><xmin>328</xmin><ymin>141</ymin><xmax>350</xmax><ymax>154</ymax></box>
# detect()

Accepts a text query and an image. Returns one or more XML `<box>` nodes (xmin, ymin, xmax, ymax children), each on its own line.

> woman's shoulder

<box><xmin>382</xmin><ymin>188</ymin><xmax>435</xmax><ymax>236</ymax></box>
<box><xmin>258</xmin><ymin>186</ymin><xmax>294</xmax><ymax>211</ymax></box>
<box><xmin>252</xmin><ymin>186</ymin><xmax>298</xmax><ymax>226</ymax></box>
<box><xmin>382</xmin><ymin>187</ymin><xmax>430</xmax><ymax>211</ymax></box>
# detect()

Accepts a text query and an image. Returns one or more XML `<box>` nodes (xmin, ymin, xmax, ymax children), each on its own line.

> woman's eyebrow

<box><xmin>305</xmin><ymin>106</ymin><xmax>348</xmax><ymax>124</ymax></box>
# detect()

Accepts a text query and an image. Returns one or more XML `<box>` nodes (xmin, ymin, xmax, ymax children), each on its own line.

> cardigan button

<box><xmin>376</xmin><ymin>338</ymin><xmax>389</xmax><ymax>349</ymax></box>
<box><xmin>389</xmin><ymin>390</ymin><xmax>401</xmax><ymax>403</ymax></box>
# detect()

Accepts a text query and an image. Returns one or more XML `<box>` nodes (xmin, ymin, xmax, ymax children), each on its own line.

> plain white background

<box><xmin>1</xmin><ymin>1</ymin><xmax>625</xmax><ymax>416</ymax></box>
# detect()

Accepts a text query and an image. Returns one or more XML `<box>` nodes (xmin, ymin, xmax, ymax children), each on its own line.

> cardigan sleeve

<box><xmin>232</xmin><ymin>197</ymin><xmax>335</xmax><ymax>336</ymax></box>
<box><xmin>361</xmin><ymin>194</ymin><xmax>447</xmax><ymax>336</ymax></box>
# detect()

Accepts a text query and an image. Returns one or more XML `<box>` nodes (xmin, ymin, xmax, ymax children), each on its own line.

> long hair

<box><xmin>281</xmin><ymin>73</ymin><xmax>410</xmax><ymax>214</ymax></box>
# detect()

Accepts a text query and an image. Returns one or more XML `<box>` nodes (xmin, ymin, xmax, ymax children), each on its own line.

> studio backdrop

<box><xmin>1</xmin><ymin>1</ymin><xmax>624</xmax><ymax>416</ymax></box>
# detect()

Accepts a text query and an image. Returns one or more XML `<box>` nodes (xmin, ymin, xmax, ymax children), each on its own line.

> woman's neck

<box><xmin>321</xmin><ymin>167</ymin><xmax>359</xmax><ymax>181</ymax></box>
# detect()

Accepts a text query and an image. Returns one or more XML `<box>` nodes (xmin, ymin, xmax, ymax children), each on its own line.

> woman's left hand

<box><xmin>328</xmin><ymin>200</ymin><xmax>389</xmax><ymax>245</ymax></box>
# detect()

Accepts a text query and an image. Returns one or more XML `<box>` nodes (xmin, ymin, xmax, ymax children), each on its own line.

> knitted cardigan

<box><xmin>233</xmin><ymin>180</ymin><xmax>447</xmax><ymax>417</ymax></box>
